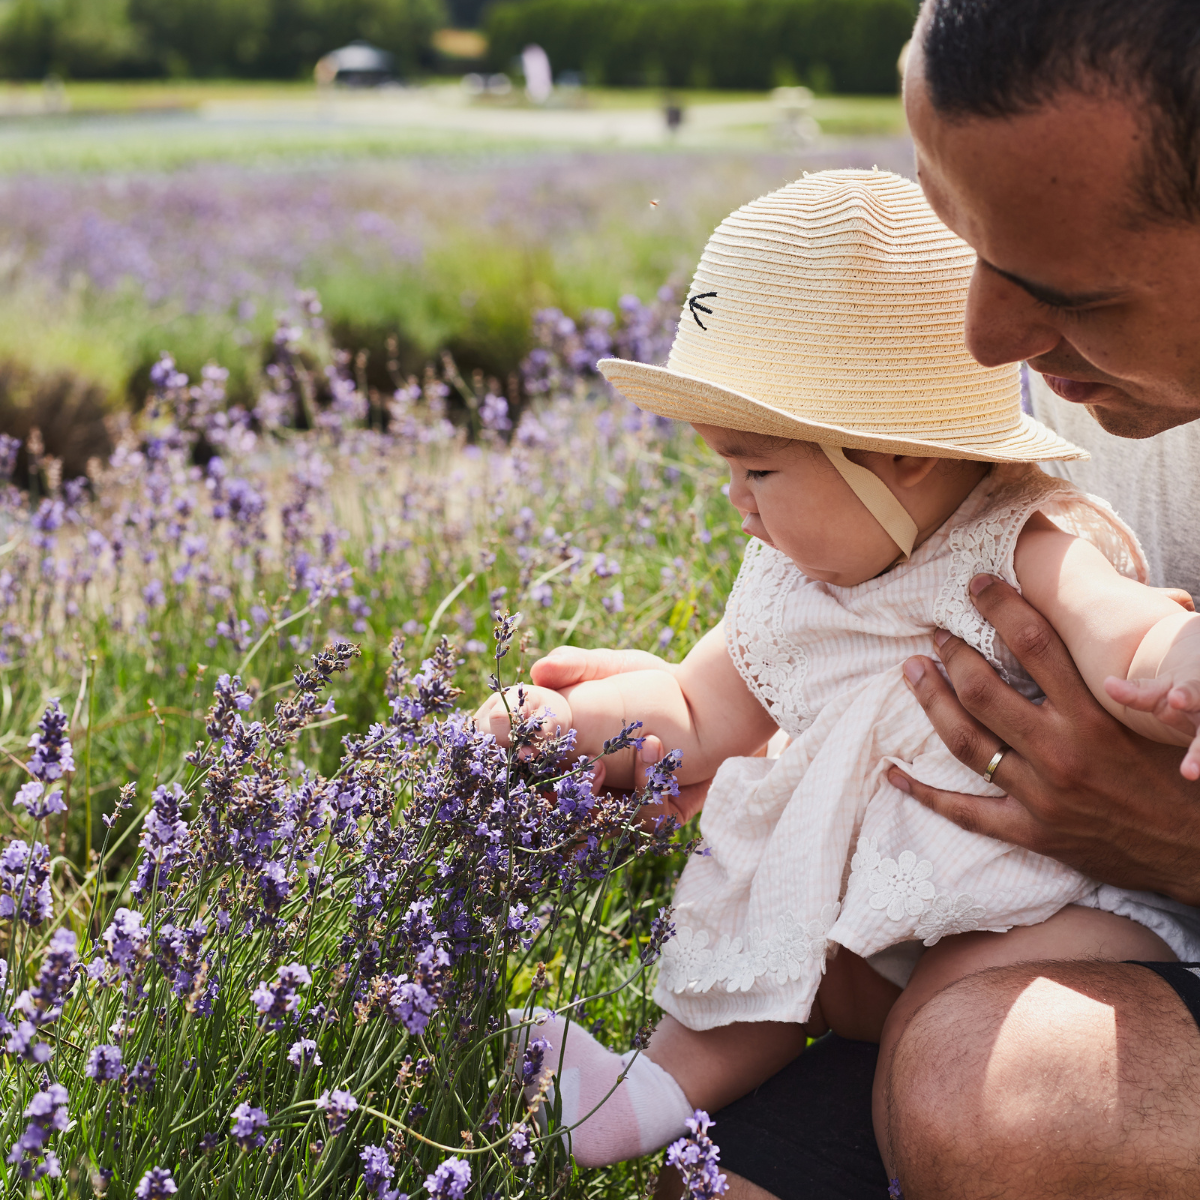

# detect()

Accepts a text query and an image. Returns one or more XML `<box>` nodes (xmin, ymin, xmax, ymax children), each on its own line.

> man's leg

<box><xmin>877</xmin><ymin>911</ymin><xmax>1200</xmax><ymax>1198</ymax></box>
<box><xmin>674</xmin><ymin>1033</ymin><xmax>888</xmax><ymax>1200</ymax></box>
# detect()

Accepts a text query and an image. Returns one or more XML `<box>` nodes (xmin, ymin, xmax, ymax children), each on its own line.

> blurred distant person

<box><xmin>522</xmin><ymin>44</ymin><xmax>553</xmax><ymax>105</ymax></box>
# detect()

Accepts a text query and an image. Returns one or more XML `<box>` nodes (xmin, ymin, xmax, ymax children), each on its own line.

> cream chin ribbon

<box><xmin>820</xmin><ymin>444</ymin><xmax>919</xmax><ymax>559</ymax></box>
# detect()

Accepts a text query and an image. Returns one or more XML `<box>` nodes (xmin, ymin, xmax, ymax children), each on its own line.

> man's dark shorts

<box><xmin>712</xmin><ymin>964</ymin><xmax>1200</xmax><ymax>1199</ymax></box>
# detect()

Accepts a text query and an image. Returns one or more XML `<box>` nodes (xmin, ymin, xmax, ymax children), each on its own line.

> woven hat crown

<box><xmin>599</xmin><ymin>169</ymin><xmax>1085</xmax><ymax>462</ymax></box>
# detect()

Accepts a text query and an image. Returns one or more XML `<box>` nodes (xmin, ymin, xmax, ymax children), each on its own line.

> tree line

<box><xmin>486</xmin><ymin>0</ymin><xmax>918</xmax><ymax>93</ymax></box>
<box><xmin>0</xmin><ymin>0</ymin><xmax>446</xmax><ymax>79</ymax></box>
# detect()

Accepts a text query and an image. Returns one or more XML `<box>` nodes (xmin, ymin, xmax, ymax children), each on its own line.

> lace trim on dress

<box><xmin>930</xmin><ymin>469</ymin><xmax>1147</xmax><ymax>689</ymax></box>
<box><xmin>658</xmin><ymin>904</ymin><xmax>839</xmax><ymax>995</ymax></box>
<box><xmin>724</xmin><ymin>539</ymin><xmax>814</xmax><ymax>737</ymax></box>
<box><xmin>931</xmin><ymin>471</ymin><xmax>1069</xmax><ymax>674</ymax></box>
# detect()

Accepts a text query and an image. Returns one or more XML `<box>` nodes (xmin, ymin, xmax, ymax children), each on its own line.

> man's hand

<box><xmin>889</xmin><ymin>575</ymin><xmax>1200</xmax><ymax>906</ymax></box>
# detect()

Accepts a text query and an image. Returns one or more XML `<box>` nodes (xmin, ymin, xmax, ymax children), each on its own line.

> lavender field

<box><xmin>0</xmin><ymin>131</ymin><xmax>914</xmax><ymax>1197</ymax></box>
<box><xmin>0</xmin><ymin>281</ymin><xmax>748</xmax><ymax>1198</ymax></box>
<box><xmin>0</xmin><ymin>139</ymin><xmax>914</xmax><ymax>431</ymax></box>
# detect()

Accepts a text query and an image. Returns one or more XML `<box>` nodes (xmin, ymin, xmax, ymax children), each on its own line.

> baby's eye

<box><xmin>745</xmin><ymin>469</ymin><xmax>773</xmax><ymax>481</ymax></box>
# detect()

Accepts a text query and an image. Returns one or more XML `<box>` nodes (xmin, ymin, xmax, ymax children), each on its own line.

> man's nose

<box><xmin>963</xmin><ymin>261</ymin><xmax>1061</xmax><ymax>368</ymax></box>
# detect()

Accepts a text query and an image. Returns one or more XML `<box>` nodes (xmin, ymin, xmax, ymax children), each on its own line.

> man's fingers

<box><xmin>531</xmin><ymin>646</ymin><xmax>671</xmax><ymax>688</ymax></box>
<box><xmin>966</xmin><ymin>575</ymin><xmax>1091</xmax><ymax>713</ymax></box>
<box><xmin>903</xmin><ymin>652</ymin><xmax>1036</xmax><ymax>779</ymax></box>
<box><xmin>887</xmin><ymin>768</ymin><xmax>1041</xmax><ymax>846</ymax></box>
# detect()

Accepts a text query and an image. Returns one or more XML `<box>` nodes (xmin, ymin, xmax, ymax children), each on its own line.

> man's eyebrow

<box><xmin>980</xmin><ymin>258</ymin><xmax>1123</xmax><ymax>309</ymax></box>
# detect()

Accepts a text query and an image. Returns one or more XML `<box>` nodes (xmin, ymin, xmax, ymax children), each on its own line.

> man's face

<box><xmin>905</xmin><ymin>34</ymin><xmax>1200</xmax><ymax>437</ymax></box>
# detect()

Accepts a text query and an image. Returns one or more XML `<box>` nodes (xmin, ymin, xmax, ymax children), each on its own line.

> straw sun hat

<box><xmin>598</xmin><ymin>169</ymin><xmax>1086</xmax><ymax>466</ymax></box>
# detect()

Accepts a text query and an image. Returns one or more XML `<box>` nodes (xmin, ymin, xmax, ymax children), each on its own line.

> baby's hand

<box><xmin>1105</xmin><ymin>674</ymin><xmax>1200</xmax><ymax>779</ymax></box>
<box><xmin>474</xmin><ymin>684</ymin><xmax>573</xmax><ymax>750</ymax></box>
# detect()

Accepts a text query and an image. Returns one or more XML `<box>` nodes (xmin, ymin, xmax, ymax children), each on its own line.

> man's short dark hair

<box><xmin>920</xmin><ymin>0</ymin><xmax>1200</xmax><ymax>223</ymax></box>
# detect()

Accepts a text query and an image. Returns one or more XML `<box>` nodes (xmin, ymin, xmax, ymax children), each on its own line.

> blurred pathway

<box><xmin>0</xmin><ymin>86</ymin><xmax>914</xmax><ymax>172</ymax></box>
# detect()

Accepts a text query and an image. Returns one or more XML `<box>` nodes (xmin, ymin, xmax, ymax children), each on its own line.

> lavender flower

<box><xmin>642</xmin><ymin>907</ymin><xmax>677</xmax><ymax>964</ymax></box>
<box><xmin>424</xmin><ymin>1156</ymin><xmax>471</xmax><ymax>1200</ymax></box>
<box><xmin>0</xmin><ymin>839</ymin><xmax>52</xmax><ymax>925</ymax></box>
<box><xmin>0</xmin><ymin>434</ymin><xmax>20</xmax><ymax>481</ymax></box>
<box><xmin>286</xmin><ymin>1038</ymin><xmax>322</xmax><ymax>1070</ymax></box>
<box><xmin>97</xmin><ymin>907</ymin><xmax>149</xmax><ymax>985</ymax></box>
<box><xmin>360</xmin><ymin>1143</ymin><xmax>404</xmax><ymax>1199</ymax></box>
<box><xmin>6</xmin><ymin>1082</ymin><xmax>68</xmax><ymax>1180</ymax></box>
<box><xmin>25</xmin><ymin>699</ymin><xmax>74</xmax><ymax>782</ymax></box>
<box><xmin>135</xmin><ymin>1167</ymin><xmax>178</xmax><ymax>1199</ymax></box>
<box><xmin>250</xmin><ymin>963</ymin><xmax>311</xmax><ymax>1031</ymax></box>
<box><xmin>125</xmin><ymin>1056</ymin><xmax>157</xmax><ymax>1094</ymax></box>
<box><xmin>157</xmin><ymin>921</ymin><xmax>215</xmax><ymax>1013</ymax></box>
<box><xmin>508</xmin><ymin>1124</ymin><xmax>535</xmax><ymax>1168</ymax></box>
<box><xmin>666</xmin><ymin>1111</ymin><xmax>728</xmax><ymax>1199</ymax></box>
<box><xmin>85</xmin><ymin>1043</ymin><xmax>123</xmax><ymax>1081</ymax></box>
<box><xmin>888</xmin><ymin>1181</ymin><xmax>904</xmax><ymax>1199</ymax></box>
<box><xmin>130</xmin><ymin>783</ymin><xmax>191</xmax><ymax>897</ymax></box>
<box><xmin>14</xmin><ymin>928</ymin><xmax>77</xmax><ymax>1030</ymax></box>
<box><xmin>13</xmin><ymin>781</ymin><xmax>66</xmax><ymax>821</ymax></box>
<box><xmin>230</xmin><ymin>1102</ymin><xmax>269</xmax><ymax>1150</ymax></box>
<box><xmin>315</xmin><ymin>1087</ymin><xmax>357</xmax><ymax>1135</ymax></box>
<box><xmin>522</xmin><ymin>1035</ymin><xmax>550</xmax><ymax>1087</ymax></box>
<box><xmin>5</xmin><ymin>1019</ymin><xmax>51</xmax><ymax>1064</ymax></box>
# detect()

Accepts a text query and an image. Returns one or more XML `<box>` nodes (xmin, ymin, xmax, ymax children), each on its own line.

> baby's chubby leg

<box><xmin>511</xmin><ymin>949</ymin><xmax>898</xmax><ymax>1168</ymax></box>
<box><xmin>515</xmin><ymin>1011</ymin><xmax>808</xmax><ymax>1168</ymax></box>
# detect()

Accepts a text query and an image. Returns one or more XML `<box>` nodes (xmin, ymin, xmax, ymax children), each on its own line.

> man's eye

<box><xmin>746</xmin><ymin>470</ymin><xmax>773</xmax><ymax>481</ymax></box>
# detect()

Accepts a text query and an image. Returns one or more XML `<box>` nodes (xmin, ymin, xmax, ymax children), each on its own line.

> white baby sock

<box><xmin>508</xmin><ymin>1009</ymin><xmax>692</xmax><ymax>1167</ymax></box>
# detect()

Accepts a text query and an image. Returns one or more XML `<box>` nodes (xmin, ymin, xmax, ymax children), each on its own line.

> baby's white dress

<box><xmin>655</xmin><ymin>463</ymin><xmax>1200</xmax><ymax>1031</ymax></box>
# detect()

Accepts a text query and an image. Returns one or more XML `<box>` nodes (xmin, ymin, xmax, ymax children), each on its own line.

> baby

<box><xmin>480</xmin><ymin>171</ymin><xmax>1200</xmax><ymax>1169</ymax></box>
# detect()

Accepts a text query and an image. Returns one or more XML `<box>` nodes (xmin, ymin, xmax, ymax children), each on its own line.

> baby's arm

<box><xmin>477</xmin><ymin>623</ymin><xmax>778</xmax><ymax>789</ymax></box>
<box><xmin>1014</xmin><ymin>513</ymin><xmax>1200</xmax><ymax>773</ymax></box>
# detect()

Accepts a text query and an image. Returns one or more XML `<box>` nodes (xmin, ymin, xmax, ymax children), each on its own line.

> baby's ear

<box><xmin>892</xmin><ymin>454</ymin><xmax>940</xmax><ymax>488</ymax></box>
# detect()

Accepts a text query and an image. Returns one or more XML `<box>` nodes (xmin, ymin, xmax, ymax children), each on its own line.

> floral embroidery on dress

<box><xmin>852</xmin><ymin>836</ymin><xmax>936</xmax><ymax>922</ymax></box>
<box><xmin>658</xmin><ymin>905</ymin><xmax>838</xmax><ymax>994</ymax></box>
<box><xmin>724</xmin><ymin>540</ymin><xmax>814</xmax><ymax>737</ymax></box>
<box><xmin>913</xmin><ymin>893</ymin><xmax>990</xmax><ymax>946</ymax></box>
<box><xmin>657</xmin><ymin>926</ymin><xmax>714</xmax><ymax>994</ymax></box>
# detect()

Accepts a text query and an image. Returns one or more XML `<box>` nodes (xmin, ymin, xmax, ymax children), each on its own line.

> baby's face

<box><xmin>692</xmin><ymin>424</ymin><xmax>911</xmax><ymax>587</ymax></box>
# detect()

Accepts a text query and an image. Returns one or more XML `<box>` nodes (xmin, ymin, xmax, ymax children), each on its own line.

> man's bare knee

<box><xmin>886</xmin><ymin>961</ymin><xmax>1200</xmax><ymax>1199</ymax></box>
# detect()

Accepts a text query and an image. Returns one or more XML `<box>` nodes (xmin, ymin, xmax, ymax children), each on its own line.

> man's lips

<box><xmin>1041</xmin><ymin>374</ymin><xmax>1108</xmax><ymax>404</ymax></box>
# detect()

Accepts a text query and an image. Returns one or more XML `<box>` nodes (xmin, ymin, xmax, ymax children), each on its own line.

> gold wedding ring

<box><xmin>982</xmin><ymin>745</ymin><xmax>1008</xmax><ymax>784</ymax></box>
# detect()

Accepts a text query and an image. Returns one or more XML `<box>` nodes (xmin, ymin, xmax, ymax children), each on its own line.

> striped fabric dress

<box><xmin>654</xmin><ymin>462</ymin><xmax>1200</xmax><ymax>1031</ymax></box>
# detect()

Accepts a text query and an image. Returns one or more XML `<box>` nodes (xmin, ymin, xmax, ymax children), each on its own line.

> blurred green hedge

<box><xmin>486</xmin><ymin>0</ymin><xmax>917</xmax><ymax>93</ymax></box>
<box><xmin>0</xmin><ymin>0</ymin><xmax>446</xmax><ymax>79</ymax></box>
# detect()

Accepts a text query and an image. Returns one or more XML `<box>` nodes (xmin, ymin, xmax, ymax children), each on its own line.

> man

<box><xmin>537</xmin><ymin>1</ymin><xmax>1200</xmax><ymax>1194</ymax></box>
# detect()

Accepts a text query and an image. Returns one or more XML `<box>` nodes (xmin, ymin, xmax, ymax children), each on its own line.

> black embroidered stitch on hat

<box><xmin>687</xmin><ymin>292</ymin><xmax>717</xmax><ymax>330</ymax></box>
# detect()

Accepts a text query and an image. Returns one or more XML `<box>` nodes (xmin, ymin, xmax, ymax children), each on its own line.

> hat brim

<box><xmin>598</xmin><ymin>359</ymin><xmax>1089</xmax><ymax>463</ymax></box>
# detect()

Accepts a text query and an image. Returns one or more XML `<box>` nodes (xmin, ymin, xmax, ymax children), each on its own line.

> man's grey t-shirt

<box><xmin>1030</xmin><ymin>370</ymin><xmax>1200</xmax><ymax>950</ymax></box>
<box><xmin>1031</xmin><ymin>371</ymin><xmax>1200</xmax><ymax>596</ymax></box>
